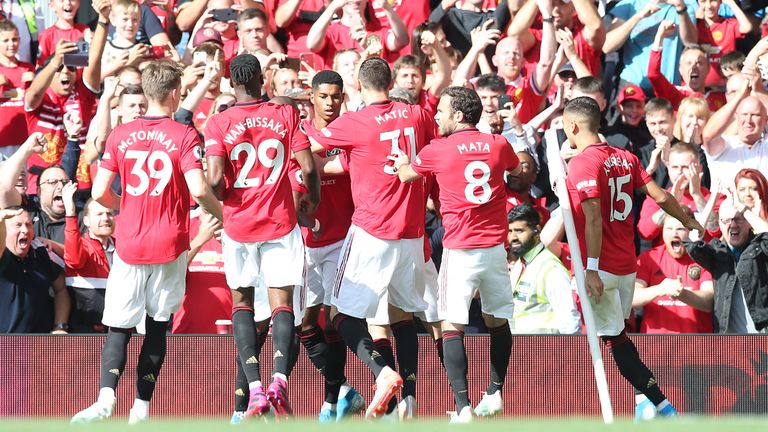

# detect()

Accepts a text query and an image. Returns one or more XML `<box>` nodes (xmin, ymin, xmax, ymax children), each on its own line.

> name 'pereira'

<box><xmin>223</xmin><ymin>117</ymin><xmax>287</xmax><ymax>145</ymax></box>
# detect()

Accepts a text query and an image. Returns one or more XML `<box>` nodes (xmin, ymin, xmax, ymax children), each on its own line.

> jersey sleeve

<box><xmin>100</xmin><ymin>132</ymin><xmax>119</xmax><ymax>173</ymax></box>
<box><xmin>306</xmin><ymin>113</ymin><xmax>356</xmax><ymax>150</ymax></box>
<box><xmin>411</xmin><ymin>142</ymin><xmax>440</xmax><ymax>176</ymax></box>
<box><xmin>286</xmin><ymin>106</ymin><xmax>311</xmax><ymax>153</ymax></box>
<box><xmin>180</xmin><ymin>127</ymin><xmax>204</xmax><ymax>173</ymax></box>
<box><xmin>500</xmin><ymin>137</ymin><xmax>520</xmax><ymax>171</ymax></box>
<box><xmin>203</xmin><ymin>116</ymin><xmax>227</xmax><ymax>158</ymax></box>
<box><xmin>568</xmin><ymin>155</ymin><xmax>600</xmax><ymax>201</ymax></box>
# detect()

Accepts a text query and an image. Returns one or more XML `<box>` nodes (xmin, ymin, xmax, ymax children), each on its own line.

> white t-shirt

<box><xmin>706</xmin><ymin>134</ymin><xmax>768</xmax><ymax>188</ymax></box>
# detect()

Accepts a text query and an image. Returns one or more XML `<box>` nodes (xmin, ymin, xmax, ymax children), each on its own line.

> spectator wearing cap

<box><xmin>634</xmin><ymin>209</ymin><xmax>715</xmax><ymax>334</ymax></box>
<box><xmin>604</xmin><ymin>0</ymin><xmax>699</xmax><ymax>93</ymax></box>
<box><xmin>606</xmin><ymin>84</ymin><xmax>652</xmax><ymax>154</ymax></box>
<box><xmin>703</xmin><ymin>78</ymin><xmax>768</xmax><ymax>189</ymax></box>
<box><xmin>508</xmin><ymin>0</ymin><xmax>605</xmax><ymax>78</ymax></box>
<box><xmin>648</xmin><ymin>20</ymin><xmax>726</xmax><ymax>112</ymax></box>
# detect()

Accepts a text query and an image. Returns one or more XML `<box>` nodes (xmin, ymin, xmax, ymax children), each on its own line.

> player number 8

<box><xmin>464</xmin><ymin>161</ymin><xmax>491</xmax><ymax>204</ymax></box>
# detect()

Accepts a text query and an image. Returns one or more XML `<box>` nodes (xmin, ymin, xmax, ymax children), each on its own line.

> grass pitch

<box><xmin>4</xmin><ymin>417</ymin><xmax>768</xmax><ymax>432</ymax></box>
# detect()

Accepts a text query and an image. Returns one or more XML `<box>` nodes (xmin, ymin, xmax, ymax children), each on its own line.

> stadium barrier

<box><xmin>1</xmin><ymin>335</ymin><xmax>766</xmax><ymax>418</ymax></box>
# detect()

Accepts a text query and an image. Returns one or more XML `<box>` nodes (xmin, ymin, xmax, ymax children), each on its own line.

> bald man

<box><xmin>703</xmin><ymin>77</ymin><xmax>768</xmax><ymax>187</ymax></box>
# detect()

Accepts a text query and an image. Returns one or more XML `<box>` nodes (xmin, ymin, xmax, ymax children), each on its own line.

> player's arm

<box><xmin>389</xmin><ymin>151</ymin><xmax>423</xmax><ymax>183</ymax></box>
<box><xmin>185</xmin><ymin>169</ymin><xmax>223</xmax><ymax>222</ymax></box>
<box><xmin>84</xmin><ymin>78</ymin><xmax>119</xmax><ymax>164</ymax></box>
<box><xmin>674</xmin><ymin>280</ymin><xmax>714</xmax><ymax>312</ymax></box>
<box><xmin>294</xmin><ymin>148</ymin><xmax>321</xmax><ymax>215</ymax></box>
<box><xmin>206</xmin><ymin>155</ymin><xmax>225</xmax><ymax>200</ymax></box>
<box><xmin>581</xmin><ymin>197</ymin><xmax>604</xmax><ymax>303</ymax></box>
<box><xmin>314</xmin><ymin>154</ymin><xmax>345</xmax><ymax>176</ymax></box>
<box><xmin>641</xmin><ymin>180</ymin><xmax>705</xmax><ymax>233</ymax></box>
<box><xmin>91</xmin><ymin>167</ymin><xmax>120</xmax><ymax>211</ymax></box>
<box><xmin>51</xmin><ymin>273</ymin><xmax>71</xmax><ymax>334</ymax></box>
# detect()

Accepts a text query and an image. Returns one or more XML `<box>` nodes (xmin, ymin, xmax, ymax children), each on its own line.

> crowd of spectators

<box><xmin>1</xmin><ymin>0</ymin><xmax>768</xmax><ymax>336</ymax></box>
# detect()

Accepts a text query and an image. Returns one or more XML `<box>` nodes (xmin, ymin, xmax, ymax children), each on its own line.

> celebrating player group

<box><xmin>70</xmin><ymin>54</ymin><xmax>704</xmax><ymax>425</ymax></box>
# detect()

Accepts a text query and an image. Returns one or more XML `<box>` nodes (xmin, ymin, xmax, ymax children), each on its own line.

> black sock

<box><xmin>286</xmin><ymin>328</ymin><xmax>301</xmax><ymax>376</ymax></box>
<box><xmin>299</xmin><ymin>326</ymin><xmax>328</xmax><ymax>374</ymax></box>
<box><xmin>234</xmin><ymin>355</ymin><xmax>248</xmax><ymax>412</ymax></box>
<box><xmin>332</xmin><ymin>314</ymin><xmax>388</xmax><ymax>378</ymax></box>
<box><xmin>392</xmin><ymin>319</ymin><xmax>418</xmax><ymax>398</ymax></box>
<box><xmin>487</xmin><ymin>323</ymin><xmax>512</xmax><ymax>395</ymax></box>
<box><xmin>443</xmin><ymin>330</ymin><xmax>470</xmax><ymax>411</ymax></box>
<box><xmin>99</xmin><ymin>327</ymin><xmax>132</xmax><ymax>390</ymax></box>
<box><xmin>434</xmin><ymin>337</ymin><xmax>445</xmax><ymax>367</ymax></box>
<box><xmin>324</xmin><ymin>327</ymin><xmax>346</xmax><ymax>404</ymax></box>
<box><xmin>232</xmin><ymin>307</ymin><xmax>262</xmax><ymax>384</ymax></box>
<box><xmin>135</xmin><ymin>316</ymin><xmax>168</xmax><ymax>401</ymax></box>
<box><xmin>603</xmin><ymin>331</ymin><xmax>666</xmax><ymax>405</ymax></box>
<box><xmin>270</xmin><ymin>306</ymin><xmax>295</xmax><ymax>377</ymax></box>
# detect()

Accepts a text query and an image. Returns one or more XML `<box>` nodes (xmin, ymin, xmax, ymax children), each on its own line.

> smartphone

<box><xmin>193</xmin><ymin>51</ymin><xmax>208</xmax><ymax>66</ymax></box>
<box><xmin>150</xmin><ymin>46</ymin><xmax>166</xmax><ymax>59</ymax></box>
<box><xmin>279</xmin><ymin>57</ymin><xmax>301</xmax><ymax>71</ymax></box>
<box><xmin>498</xmin><ymin>93</ymin><xmax>512</xmax><ymax>109</ymax></box>
<box><xmin>299</xmin><ymin>52</ymin><xmax>316</xmax><ymax>71</ymax></box>
<box><xmin>63</xmin><ymin>40</ymin><xmax>89</xmax><ymax>67</ymax></box>
<box><xmin>211</xmin><ymin>8</ymin><xmax>238</xmax><ymax>22</ymax></box>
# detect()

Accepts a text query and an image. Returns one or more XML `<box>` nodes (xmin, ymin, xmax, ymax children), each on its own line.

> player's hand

<box><xmin>61</xmin><ymin>181</ymin><xmax>78</xmax><ymax>217</ymax></box>
<box><xmin>297</xmin><ymin>194</ymin><xmax>319</xmax><ymax>217</ymax></box>
<box><xmin>585</xmin><ymin>270</ymin><xmax>604</xmax><ymax>304</ymax></box>
<box><xmin>386</xmin><ymin>149</ymin><xmax>410</xmax><ymax>171</ymax></box>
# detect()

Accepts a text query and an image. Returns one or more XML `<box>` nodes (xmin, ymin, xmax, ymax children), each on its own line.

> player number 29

<box><xmin>608</xmin><ymin>174</ymin><xmax>632</xmax><ymax>222</ymax></box>
<box><xmin>464</xmin><ymin>161</ymin><xmax>492</xmax><ymax>204</ymax></box>
<box><xmin>382</xmin><ymin>127</ymin><xmax>417</xmax><ymax>175</ymax></box>
<box><xmin>230</xmin><ymin>139</ymin><xmax>285</xmax><ymax>188</ymax></box>
<box><xmin>125</xmin><ymin>150</ymin><xmax>173</xmax><ymax>196</ymax></box>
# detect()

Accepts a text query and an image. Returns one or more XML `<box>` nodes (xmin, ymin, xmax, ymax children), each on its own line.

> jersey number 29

<box><xmin>231</xmin><ymin>139</ymin><xmax>285</xmax><ymax>188</ymax></box>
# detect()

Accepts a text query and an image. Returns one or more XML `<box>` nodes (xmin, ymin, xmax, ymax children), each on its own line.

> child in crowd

<box><xmin>0</xmin><ymin>21</ymin><xmax>34</xmax><ymax>157</ymax></box>
<box><xmin>37</xmin><ymin>0</ymin><xmax>91</xmax><ymax>67</ymax></box>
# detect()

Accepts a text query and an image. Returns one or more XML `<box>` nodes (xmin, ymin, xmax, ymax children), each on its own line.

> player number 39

<box><xmin>125</xmin><ymin>150</ymin><xmax>173</xmax><ymax>196</ymax></box>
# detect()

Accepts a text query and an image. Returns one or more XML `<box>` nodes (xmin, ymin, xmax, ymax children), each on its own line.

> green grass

<box><xmin>4</xmin><ymin>417</ymin><xmax>768</xmax><ymax>432</ymax></box>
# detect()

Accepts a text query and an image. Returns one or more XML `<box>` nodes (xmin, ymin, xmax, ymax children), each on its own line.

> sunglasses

<box><xmin>57</xmin><ymin>64</ymin><xmax>77</xmax><ymax>73</ymax></box>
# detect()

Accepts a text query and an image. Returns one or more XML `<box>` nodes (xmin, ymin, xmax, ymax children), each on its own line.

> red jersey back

<box><xmin>411</xmin><ymin>129</ymin><xmax>519</xmax><ymax>249</ymax></box>
<box><xmin>306</xmin><ymin>100</ymin><xmax>434</xmax><ymax>239</ymax></box>
<box><xmin>204</xmin><ymin>101</ymin><xmax>309</xmax><ymax>242</ymax></box>
<box><xmin>566</xmin><ymin>143</ymin><xmax>651</xmax><ymax>275</ymax></box>
<box><xmin>101</xmin><ymin>116</ymin><xmax>203</xmax><ymax>264</ymax></box>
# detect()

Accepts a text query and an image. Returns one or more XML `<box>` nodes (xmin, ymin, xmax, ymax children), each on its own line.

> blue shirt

<box><xmin>609</xmin><ymin>0</ymin><xmax>698</xmax><ymax>90</ymax></box>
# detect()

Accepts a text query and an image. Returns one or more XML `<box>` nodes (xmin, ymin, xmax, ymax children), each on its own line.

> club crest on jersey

<box><xmin>688</xmin><ymin>266</ymin><xmax>701</xmax><ymax>281</ymax></box>
<box><xmin>193</xmin><ymin>145</ymin><xmax>202</xmax><ymax>161</ymax></box>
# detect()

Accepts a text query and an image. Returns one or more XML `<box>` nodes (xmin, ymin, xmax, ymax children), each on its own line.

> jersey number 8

<box><xmin>465</xmin><ymin>161</ymin><xmax>491</xmax><ymax>204</ymax></box>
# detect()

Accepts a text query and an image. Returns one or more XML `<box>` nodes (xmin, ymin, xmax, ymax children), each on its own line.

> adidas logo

<box><xmin>245</xmin><ymin>356</ymin><xmax>259</xmax><ymax>364</ymax></box>
<box><xmin>273</xmin><ymin>350</ymin><xmax>284</xmax><ymax>359</ymax></box>
<box><xmin>235</xmin><ymin>389</ymin><xmax>245</xmax><ymax>396</ymax></box>
<box><xmin>406</xmin><ymin>373</ymin><xmax>417</xmax><ymax>382</ymax></box>
<box><xmin>142</xmin><ymin>374</ymin><xmax>156</xmax><ymax>383</ymax></box>
<box><xmin>109</xmin><ymin>368</ymin><xmax>120</xmax><ymax>376</ymax></box>
<box><xmin>647</xmin><ymin>377</ymin><xmax>657</xmax><ymax>388</ymax></box>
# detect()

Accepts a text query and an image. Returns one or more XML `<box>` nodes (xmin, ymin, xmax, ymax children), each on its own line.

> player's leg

<box><xmin>417</xmin><ymin>258</ymin><xmax>444</xmax><ymax>366</ymax></box>
<box><xmin>598</xmin><ymin>272</ymin><xmax>677</xmax><ymax>419</ymax></box>
<box><xmin>437</xmin><ymin>248</ymin><xmax>479</xmax><ymax>423</ymax></box>
<box><xmin>389</xmin><ymin>306</ymin><xmax>419</xmax><ymax>420</ymax></box>
<box><xmin>367</xmin><ymin>321</ymin><xmax>398</xmax><ymax>417</ymax></box>
<box><xmin>71</xmin><ymin>254</ymin><xmax>146</xmax><ymax>424</ymax></box>
<box><xmin>475</xmin><ymin>245</ymin><xmax>514</xmax><ymax>418</ymax></box>
<box><xmin>230</xmin><ymin>355</ymin><xmax>248</xmax><ymax>425</ymax></box>
<box><xmin>330</xmin><ymin>226</ymin><xmax>402</xmax><ymax>419</ymax></box>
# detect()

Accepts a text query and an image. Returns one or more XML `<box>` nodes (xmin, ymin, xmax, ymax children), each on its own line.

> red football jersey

<box><xmin>306</xmin><ymin>100</ymin><xmax>434</xmax><ymax>239</ymax></box>
<box><xmin>37</xmin><ymin>24</ymin><xmax>89</xmax><ymax>67</ymax></box>
<box><xmin>697</xmin><ymin>17</ymin><xmax>744</xmax><ymax>87</ymax></box>
<box><xmin>411</xmin><ymin>128</ymin><xmax>519</xmax><ymax>249</ymax></box>
<box><xmin>204</xmin><ymin>101</ymin><xmax>309</xmax><ymax>242</ymax></box>
<box><xmin>0</xmin><ymin>62</ymin><xmax>34</xmax><ymax>148</ymax></box>
<box><xmin>636</xmin><ymin>245</ymin><xmax>713</xmax><ymax>334</ymax></box>
<box><xmin>566</xmin><ymin>143</ymin><xmax>651</xmax><ymax>275</ymax></box>
<box><xmin>101</xmin><ymin>116</ymin><xmax>202</xmax><ymax>264</ymax></box>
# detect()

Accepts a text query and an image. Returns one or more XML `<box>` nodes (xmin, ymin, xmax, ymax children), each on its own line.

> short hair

<box><xmin>393</xmin><ymin>55</ymin><xmax>427</xmax><ymax>80</ymax></box>
<box><xmin>358</xmin><ymin>57</ymin><xmax>391</xmax><ymax>92</ymax></box>
<box><xmin>37</xmin><ymin>164</ymin><xmax>67</xmax><ymax>188</ymax></box>
<box><xmin>507</xmin><ymin>203</ymin><xmax>541</xmax><ymax>227</ymax></box>
<box><xmin>193</xmin><ymin>42</ymin><xmax>224</xmax><ymax>60</ymax></box>
<box><xmin>645</xmin><ymin>97</ymin><xmax>674</xmax><ymax>117</ymax></box>
<box><xmin>389</xmin><ymin>87</ymin><xmax>416</xmax><ymax>104</ymax></box>
<box><xmin>668</xmin><ymin>141</ymin><xmax>699</xmax><ymax>159</ymax></box>
<box><xmin>332</xmin><ymin>49</ymin><xmax>360</xmax><ymax>70</ymax></box>
<box><xmin>141</xmin><ymin>60</ymin><xmax>183</xmax><ymax>102</ymax></box>
<box><xmin>475</xmin><ymin>73</ymin><xmax>506</xmax><ymax>93</ymax></box>
<box><xmin>238</xmin><ymin>7</ymin><xmax>268</xmax><ymax>25</ymax></box>
<box><xmin>116</xmin><ymin>65</ymin><xmax>141</xmax><ymax>80</ymax></box>
<box><xmin>312</xmin><ymin>70</ymin><xmax>344</xmax><ymax>91</ymax></box>
<box><xmin>564</xmin><ymin>96</ymin><xmax>601</xmax><ymax>132</ymax></box>
<box><xmin>720</xmin><ymin>51</ymin><xmax>746</xmax><ymax>71</ymax></box>
<box><xmin>230</xmin><ymin>53</ymin><xmax>263</xmax><ymax>95</ymax></box>
<box><xmin>119</xmin><ymin>84</ymin><xmax>144</xmax><ymax>100</ymax></box>
<box><xmin>573</xmin><ymin>76</ymin><xmax>602</xmax><ymax>95</ymax></box>
<box><xmin>682</xmin><ymin>46</ymin><xmax>708</xmax><ymax>61</ymax></box>
<box><xmin>441</xmin><ymin>86</ymin><xmax>482</xmax><ymax>126</ymax></box>
<box><xmin>0</xmin><ymin>20</ymin><xmax>18</xmax><ymax>33</ymax></box>
<box><xmin>112</xmin><ymin>0</ymin><xmax>140</xmax><ymax>16</ymax></box>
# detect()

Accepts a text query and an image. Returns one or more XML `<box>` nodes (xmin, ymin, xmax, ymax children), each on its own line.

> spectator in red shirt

<box><xmin>649</xmin><ymin>20</ymin><xmax>726</xmax><ymax>112</ymax></box>
<box><xmin>505</xmin><ymin>149</ymin><xmax>550</xmax><ymax>225</ymax></box>
<box><xmin>37</xmin><ymin>0</ymin><xmax>92</xmax><ymax>68</ymax></box>
<box><xmin>0</xmin><ymin>21</ymin><xmax>34</xmax><ymax>158</ymax></box>
<box><xmin>274</xmin><ymin>0</ymin><xmax>326</xmax><ymax>57</ymax></box>
<box><xmin>697</xmin><ymin>0</ymin><xmax>753</xmax><ymax>88</ymax></box>
<box><xmin>508</xmin><ymin>0</ymin><xmax>605</xmax><ymax>77</ymax></box>
<box><xmin>633</xmin><ymin>210</ymin><xmax>715</xmax><ymax>334</ymax></box>
<box><xmin>392</xmin><ymin>29</ymin><xmax>450</xmax><ymax>117</ymax></box>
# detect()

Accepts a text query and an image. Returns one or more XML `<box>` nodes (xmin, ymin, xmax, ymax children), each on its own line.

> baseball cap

<box><xmin>193</xmin><ymin>27</ymin><xmax>223</xmax><ymax>48</ymax></box>
<box><xmin>617</xmin><ymin>84</ymin><xmax>645</xmax><ymax>105</ymax></box>
<box><xmin>557</xmin><ymin>63</ymin><xmax>575</xmax><ymax>76</ymax></box>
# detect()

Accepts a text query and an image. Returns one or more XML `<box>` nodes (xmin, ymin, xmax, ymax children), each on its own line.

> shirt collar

<box><xmin>521</xmin><ymin>242</ymin><xmax>546</xmax><ymax>264</ymax></box>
